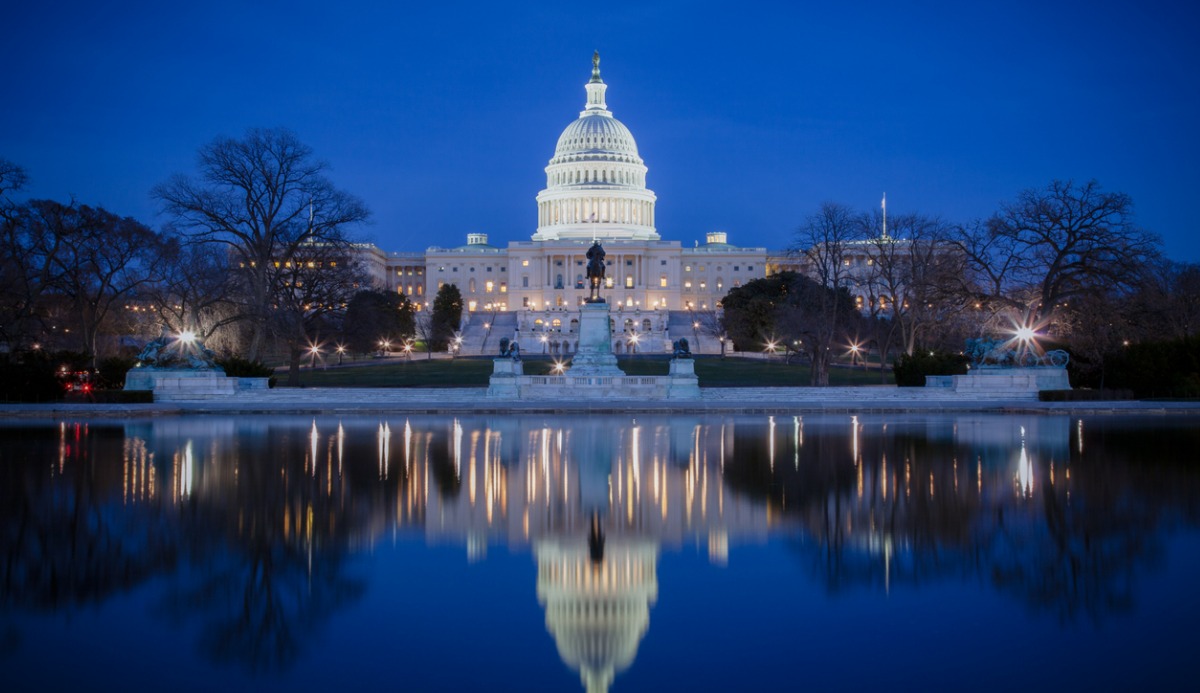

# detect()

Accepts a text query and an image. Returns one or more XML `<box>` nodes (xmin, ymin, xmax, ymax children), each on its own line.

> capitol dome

<box><xmin>533</xmin><ymin>53</ymin><xmax>659</xmax><ymax>242</ymax></box>
<box><xmin>553</xmin><ymin>115</ymin><xmax>641</xmax><ymax>162</ymax></box>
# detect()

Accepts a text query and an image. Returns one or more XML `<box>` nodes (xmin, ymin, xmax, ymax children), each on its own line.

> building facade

<box><xmin>356</xmin><ymin>54</ymin><xmax>771</xmax><ymax>354</ymax></box>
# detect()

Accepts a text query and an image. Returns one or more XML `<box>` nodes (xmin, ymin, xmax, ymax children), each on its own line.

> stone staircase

<box><xmin>665</xmin><ymin>311</ymin><xmax>722</xmax><ymax>354</ymax></box>
<box><xmin>457</xmin><ymin>311</ymin><xmax>518</xmax><ymax>355</ymax></box>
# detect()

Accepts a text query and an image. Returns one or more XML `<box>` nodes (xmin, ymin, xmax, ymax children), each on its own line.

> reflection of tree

<box><xmin>160</xmin><ymin>424</ymin><xmax>372</xmax><ymax>672</ymax></box>
<box><xmin>984</xmin><ymin>422</ymin><xmax>1200</xmax><ymax>623</ymax></box>
<box><xmin>722</xmin><ymin>417</ymin><xmax>1200</xmax><ymax>622</ymax></box>
<box><xmin>0</xmin><ymin>425</ymin><xmax>179</xmax><ymax>610</ymax></box>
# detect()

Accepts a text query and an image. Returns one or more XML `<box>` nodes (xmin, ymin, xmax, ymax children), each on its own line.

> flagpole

<box><xmin>881</xmin><ymin>192</ymin><xmax>887</xmax><ymax>239</ymax></box>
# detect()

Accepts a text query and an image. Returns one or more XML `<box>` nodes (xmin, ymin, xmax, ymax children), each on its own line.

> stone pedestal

<box><xmin>567</xmin><ymin>302</ymin><xmax>624</xmax><ymax>376</ymax></box>
<box><xmin>666</xmin><ymin>358</ymin><xmax>701</xmax><ymax>399</ymax></box>
<box><xmin>937</xmin><ymin>366</ymin><xmax>1071</xmax><ymax>395</ymax></box>
<box><xmin>487</xmin><ymin>358</ymin><xmax>524</xmax><ymax>397</ymax></box>
<box><xmin>124</xmin><ymin>368</ymin><xmax>235</xmax><ymax>400</ymax></box>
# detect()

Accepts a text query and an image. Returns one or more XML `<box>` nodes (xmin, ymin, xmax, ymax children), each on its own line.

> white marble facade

<box><xmin>350</xmin><ymin>55</ymin><xmax>770</xmax><ymax>353</ymax></box>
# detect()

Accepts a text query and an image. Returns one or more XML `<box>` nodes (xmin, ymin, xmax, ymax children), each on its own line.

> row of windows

<box><xmin>684</xmin><ymin>264</ymin><xmax>753</xmax><ymax>272</ymax></box>
<box><xmin>550</xmin><ymin>168</ymin><xmax>642</xmax><ymax>186</ymax></box>
<box><xmin>436</xmin><ymin>266</ymin><xmax>507</xmax><ymax>273</ymax></box>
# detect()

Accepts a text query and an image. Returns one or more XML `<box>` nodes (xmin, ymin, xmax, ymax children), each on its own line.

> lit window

<box><xmin>660</xmin><ymin>275</ymin><xmax>668</xmax><ymax>288</ymax></box>
<box><xmin>500</xmin><ymin>282</ymin><xmax>507</xmax><ymax>293</ymax></box>
<box><xmin>684</xmin><ymin>281</ymin><xmax>692</xmax><ymax>289</ymax></box>
<box><xmin>625</xmin><ymin>276</ymin><xmax>634</xmax><ymax>288</ymax></box>
<box><xmin>522</xmin><ymin>260</ymin><xmax>529</xmax><ymax>267</ymax></box>
<box><xmin>485</xmin><ymin>281</ymin><xmax>494</xmax><ymax>293</ymax></box>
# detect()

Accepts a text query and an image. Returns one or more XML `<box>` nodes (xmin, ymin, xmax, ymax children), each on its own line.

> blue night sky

<box><xmin>3</xmin><ymin>1</ymin><xmax>1198</xmax><ymax>261</ymax></box>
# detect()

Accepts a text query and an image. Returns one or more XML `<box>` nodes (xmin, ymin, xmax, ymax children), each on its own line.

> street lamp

<box><xmin>308</xmin><ymin>344</ymin><xmax>321</xmax><ymax>368</ymax></box>
<box><xmin>552</xmin><ymin>359</ymin><xmax>566</xmax><ymax>374</ymax></box>
<box><xmin>402</xmin><ymin>340</ymin><xmax>413</xmax><ymax>360</ymax></box>
<box><xmin>628</xmin><ymin>332</ymin><xmax>640</xmax><ymax>353</ymax></box>
<box><xmin>848</xmin><ymin>341</ymin><xmax>862</xmax><ymax>368</ymax></box>
<box><xmin>336</xmin><ymin>344</ymin><xmax>346</xmax><ymax>366</ymax></box>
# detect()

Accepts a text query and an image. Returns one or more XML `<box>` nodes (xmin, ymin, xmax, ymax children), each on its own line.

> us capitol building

<box><xmin>352</xmin><ymin>53</ymin><xmax>771</xmax><ymax>354</ymax></box>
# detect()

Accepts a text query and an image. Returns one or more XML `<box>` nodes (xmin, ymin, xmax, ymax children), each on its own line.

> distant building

<box><xmin>351</xmin><ymin>54</ymin><xmax>771</xmax><ymax>354</ymax></box>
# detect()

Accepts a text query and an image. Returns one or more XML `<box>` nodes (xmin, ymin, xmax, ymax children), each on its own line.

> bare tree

<box><xmin>153</xmin><ymin>128</ymin><xmax>369</xmax><ymax>361</ymax></box>
<box><xmin>0</xmin><ymin>161</ymin><xmax>52</xmax><ymax>350</ymax></box>
<box><xmin>145</xmin><ymin>239</ymin><xmax>244</xmax><ymax>351</ymax></box>
<box><xmin>46</xmin><ymin>202</ymin><xmax>172</xmax><ymax>364</ymax></box>
<box><xmin>862</xmin><ymin>212</ymin><xmax>969</xmax><ymax>358</ymax></box>
<box><xmin>789</xmin><ymin>202</ymin><xmax>863</xmax><ymax>385</ymax></box>
<box><xmin>271</xmin><ymin>241</ymin><xmax>370</xmax><ymax>385</ymax></box>
<box><xmin>953</xmin><ymin>180</ymin><xmax>1161</xmax><ymax>334</ymax></box>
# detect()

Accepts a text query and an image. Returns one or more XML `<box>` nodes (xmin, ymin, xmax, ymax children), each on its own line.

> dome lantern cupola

<box><xmin>584</xmin><ymin>50</ymin><xmax>609</xmax><ymax>115</ymax></box>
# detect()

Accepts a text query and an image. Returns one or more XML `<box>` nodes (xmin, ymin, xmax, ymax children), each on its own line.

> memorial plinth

<box><xmin>125</xmin><ymin>368</ymin><xmax>236</xmax><ymax>400</ymax></box>
<box><xmin>486</xmin><ymin>300</ymin><xmax>700</xmax><ymax>399</ymax></box>
<box><xmin>566</xmin><ymin>302</ymin><xmax>623</xmax><ymax>376</ymax></box>
<box><xmin>926</xmin><ymin>366</ymin><xmax>1071</xmax><ymax>395</ymax></box>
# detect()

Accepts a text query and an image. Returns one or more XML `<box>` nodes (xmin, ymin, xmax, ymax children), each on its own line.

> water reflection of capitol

<box><xmin>113</xmin><ymin>414</ymin><xmax>1073</xmax><ymax>692</ymax></box>
<box><xmin>120</xmin><ymin>415</ymin><xmax>772</xmax><ymax>692</ymax></box>
<box><xmin>418</xmin><ymin>417</ymin><xmax>771</xmax><ymax>693</ymax></box>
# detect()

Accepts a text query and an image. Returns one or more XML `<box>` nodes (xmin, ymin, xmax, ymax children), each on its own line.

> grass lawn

<box><xmin>284</xmin><ymin>355</ymin><xmax>893</xmax><ymax>388</ymax></box>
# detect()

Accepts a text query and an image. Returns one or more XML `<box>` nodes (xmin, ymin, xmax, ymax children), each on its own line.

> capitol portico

<box><xmin>355</xmin><ymin>53</ymin><xmax>769</xmax><ymax>354</ymax></box>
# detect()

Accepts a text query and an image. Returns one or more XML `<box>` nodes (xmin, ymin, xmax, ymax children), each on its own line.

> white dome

<box><xmin>533</xmin><ymin>53</ymin><xmax>659</xmax><ymax>242</ymax></box>
<box><xmin>552</xmin><ymin>115</ymin><xmax>642</xmax><ymax>163</ymax></box>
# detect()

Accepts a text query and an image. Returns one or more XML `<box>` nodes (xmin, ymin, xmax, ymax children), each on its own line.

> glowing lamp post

<box><xmin>629</xmin><ymin>332</ymin><xmax>640</xmax><ymax>354</ymax></box>
<box><xmin>336</xmin><ymin>344</ymin><xmax>346</xmax><ymax>366</ymax></box>
<box><xmin>308</xmin><ymin>344</ymin><xmax>321</xmax><ymax>369</ymax></box>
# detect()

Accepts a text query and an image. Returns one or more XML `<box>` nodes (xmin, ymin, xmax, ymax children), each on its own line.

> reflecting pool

<box><xmin>2</xmin><ymin>414</ymin><xmax>1198</xmax><ymax>691</ymax></box>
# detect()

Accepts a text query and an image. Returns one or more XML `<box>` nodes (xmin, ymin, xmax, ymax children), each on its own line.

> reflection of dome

<box><xmin>536</xmin><ymin>538</ymin><xmax>658</xmax><ymax>693</ymax></box>
<box><xmin>534</xmin><ymin>52</ymin><xmax>659</xmax><ymax>242</ymax></box>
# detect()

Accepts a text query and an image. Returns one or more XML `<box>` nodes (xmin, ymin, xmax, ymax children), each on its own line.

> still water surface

<box><xmin>2</xmin><ymin>414</ymin><xmax>1198</xmax><ymax>691</ymax></box>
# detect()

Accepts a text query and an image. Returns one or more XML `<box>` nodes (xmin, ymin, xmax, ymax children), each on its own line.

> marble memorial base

<box><xmin>125</xmin><ymin>368</ymin><xmax>236</xmax><ymax>400</ymax></box>
<box><xmin>926</xmin><ymin>366</ymin><xmax>1071</xmax><ymax>394</ymax></box>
